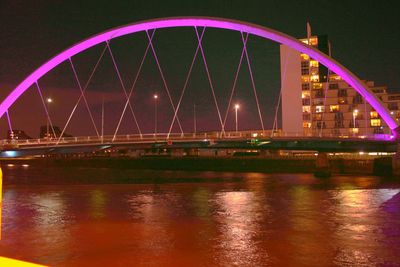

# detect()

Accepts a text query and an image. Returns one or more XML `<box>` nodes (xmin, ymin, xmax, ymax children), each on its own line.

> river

<box><xmin>1</xmin><ymin>165</ymin><xmax>400</xmax><ymax>266</ymax></box>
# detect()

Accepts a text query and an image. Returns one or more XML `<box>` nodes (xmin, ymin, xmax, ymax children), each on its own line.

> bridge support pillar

<box><xmin>314</xmin><ymin>152</ymin><xmax>331</xmax><ymax>178</ymax></box>
<box><xmin>392</xmin><ymin>144</ymin><xmax>400</xmax><ymax>176</ymax></box>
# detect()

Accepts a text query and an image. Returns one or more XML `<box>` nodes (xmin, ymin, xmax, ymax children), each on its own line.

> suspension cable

<box><xmin>106</xmin><ymin>41</ymin><xmax>143</xmax><ymax>141</ymax></box>
<box><xmin>194</xmin><ymin>26</ymin><xmax>224</xmax><ymax>132</ymax></box>
<box><xmin>221</xmin><ymin>32</ymin><xmax>248</xmax><ymax>136</ymax></box>
<box><xmin>57</xmin><ymin>44</ymin><xmax>108</xmax><ymax>144</ymax></box>
<box><xmin>167</xmin><ymin>27</ymin><xmax>206</xmax><ymax>138</ymax></box>
<box><xmin>113</xmin><ymin>31</ymin><xmax>157</xmax><ymax>139</ymax></box>
<box><xmin>69</xmin><ymin>58</ymin><xmax>100</xmax><ymax>137</ymax></box>
<box><xmin>35</xmin><ymin>82</ymin><xmax>57</xmax><ymax>138</ymax></box>
<box><xmin>145</xmin><ymin>30</ymin><xmax>184</xmax><ymax>134</ymax></box>
<box><xmin>241</xmin><ymin>32</ymin><xmax>265</xmax><ymax>132</ymax></box>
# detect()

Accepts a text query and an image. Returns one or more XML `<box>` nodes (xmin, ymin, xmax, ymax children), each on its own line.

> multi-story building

<box><xmin>280</xmin><ymin>34</ymin><xmax>400</xmax><ymax>137</ymax></box>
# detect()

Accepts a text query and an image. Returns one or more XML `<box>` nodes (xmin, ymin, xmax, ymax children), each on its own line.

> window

<box><xmin>330</xmin><ymin>105</ymin><xmax>339</xmax><ymax>112</ymax></box>
<box><xmin>353</xmin><ymin>94</ymin><xmax>363</xmax><ymax>104</ymax></box>
<box><xmin>388</xmin><ymin>95</ymin><xmax>400</xmax><ymax>101</ymax></box>
<box><xmin>314</xmin><ymin>90</ymin><xmax>324</xmax><ymax>98</ymax></box>
<box><xmin>310</xmin><ymin>60</ymin><xmax>319</xmax><ymax>67</ymax></box>
<box><xmin>302</xmin><ymin>83</ymin><xmax>310</xmax><ymax>90</ymax></box>
<box><xmin>329</xmin><ymin>83</ymin><xmax>339</xmax><ymax>89</ymax></box>
<box><xmin>303</xmin><ymin>122</ymin><xmax>311</xmax><ymax>128</ymax></box>
<box><xmin>315</xmin><ymin>106</ymin><xmax>324</xmax><ymax>113</ymax></box>
<box><xmin>309</xmin><ymin>37</ymin><xmax>318</xmax><ymax>46</ymax></box>
<box><xmin>310</xmin><ymin>74</ymin><xmax>319</xmax><ymax>82</ymax></box>
<box><xmin>300</xmin><ymin>53</ymin><xmax>310</xmax><ymax>61</ymax></box>
<box><xmin>316</xmin><ymin>121</ymin><xmax>326</xmax><ymax>128</ymax></box>
<box><xmin>338</xmin><ymin>98</ymin><xmax>347</xmax><ymax>104</ymax></box>
<box><xmin>338</xmin><ymin>89</ymin><xmax>347</xmax><ymax>97</ymax></box>
<box><xmin>302</xmin><ymin>92</ymin><xmax>310</xmax><ymax>98</ymax></box>
<box><xmin>301</xmin><ymin>61</ymin><xmax>309</xmax><ymax>68</ymax></box>
<box><xmin>303</xmin><ymin>114</ymin><xmax>311</xmax><ymax>120</ymax></box>
<box><xmin>329</xmin><ymin>74</ymin><xmax>342</xmax><ymax>81</ymax></box>
<box><xmin>302</xmin><ymin>76</ymin><xmax>310</xmax><ymax>83</ymax></box>
<box><xmin>388</xmin><ymin>102</ymin><xmax>398</xmax><ymax>110</ymax></box>
<box><xmin>312</xmin><ymin>83</ymin><xmax>323</xmax><ymax>89</ymax></box>
<box><xmin>303</xmin><ymin>106</ymin><xmax>311</xmax><ymax>113</ymax></box>
<box><xmin>370</xmin><ymin>111</ymin><xmax>378</xmax><ymax>119</ymax></box>
<box><xmin>370</xmin><ymin>119</ymin><xmax>381</xmax><ymax>127</ymax></box>
<box><xmin>314</xmin><ymin>114</ymin><xmax>322</xmax><ymax>120</ymax></box>
<box><xmin>350</xmin><ymin>128</ymin><xmax>359</xmax><ymax>134</ymax></box>
<box><xmin>301</xmin><ymin>68</ymin><xmax>310</xmax><ymax>75</ymax></box>
<box><xmin>302</xmin><ymin>98</ymin><xmax>311</xmax><ymax>105</ymax></box>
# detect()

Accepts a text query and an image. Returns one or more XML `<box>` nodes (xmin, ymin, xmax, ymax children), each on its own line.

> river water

<box><xmin>1</xmin><ymin>166</ymin><xmax>400</xmax><ymax>266</ymax></box>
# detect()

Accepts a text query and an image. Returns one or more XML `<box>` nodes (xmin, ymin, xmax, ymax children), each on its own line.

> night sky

<box><xmin>0</xmin><ymin>0</ymin><xmax>399</xmax><ymax>138</ymax></box>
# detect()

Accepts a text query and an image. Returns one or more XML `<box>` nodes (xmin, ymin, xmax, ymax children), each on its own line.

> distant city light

<box><xmin>153</xmin><ymin>94</ymin><xmax>158</xmax><ymax>99</ymax></box>
<box><xmin>47</xmin><ymin>98</ymin><xmax>53</xmax><ymax>103</ymax></box>
<box><xmin>235</xmin><ymin>104</ymin><xmax>240</xmax><ymax>110</ymax></box>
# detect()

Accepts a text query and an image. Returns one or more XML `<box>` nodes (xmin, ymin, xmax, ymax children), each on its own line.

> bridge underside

<box><xmin>0</xmin><ymin>138</ymin><xmax>397</xmax><ymax>158</ymax></box>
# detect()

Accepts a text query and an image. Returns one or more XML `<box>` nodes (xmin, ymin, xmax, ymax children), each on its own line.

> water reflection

<box><xmin>0</xmin><ymin>170</ymin><xmax>400</xmax><ymax>266</ymax></box>
<box><xmin>89</xmin><ymin>190</ymin><xmax>106</xmax><ymax>219</ymax></box>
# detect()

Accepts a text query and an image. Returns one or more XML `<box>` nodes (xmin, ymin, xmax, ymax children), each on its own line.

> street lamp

<box><xmin>154</xmin><ymin>94</ymin><xmax>158</xmax><ymax>136</ymax></box>
<box><xmin>353</xmin><ymin>109</ymin><xmax>358</xmax><ymax>134</ymax></box>
<box><xmin>234</xmin><ymin>104</ymin><xmax>240</xmax><ymax>133</ymax></box>
<box><xmin>46</xmin><ymin>98</ymin><xmax>53</xmax><ymax>140</ymax></box>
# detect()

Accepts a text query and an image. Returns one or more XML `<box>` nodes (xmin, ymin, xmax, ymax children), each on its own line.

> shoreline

<box><xmin>0</xmin><ymin>156</ymin><xmax>393</xmax><ymax>176</ymax></box>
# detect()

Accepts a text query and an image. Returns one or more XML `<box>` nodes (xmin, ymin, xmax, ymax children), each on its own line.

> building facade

<box><xmin>281</xmin><ymin>34</ymin><xmax>400</xmax><ymax>137</ymax></box>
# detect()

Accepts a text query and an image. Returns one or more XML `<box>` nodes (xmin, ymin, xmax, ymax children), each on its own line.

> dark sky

<box><xmin>1</xmin><ymin>0</ymin><xmax>399</xmax><ymax>137</ymax></box>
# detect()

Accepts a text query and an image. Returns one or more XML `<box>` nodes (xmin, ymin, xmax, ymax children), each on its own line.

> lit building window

<box><xmin>303</xmin><ymin>122</ymin><xmax>311</xmax><ymax>128</ymax></box>
<box><xmin>302</xmin><ymin>76</ymin><xmax>310</xmax><ymax>83</ymax></box>
<box><xmin>302</xmin><ymin>92</ymin><xmax>310</xmax><ymax>98</ymax></box>
<box><xmin>329</xmin><ymin>75</ymin><xmax>342</xmax><ymax>81</ymax></box>
<box><xmin>300</xmin><ymin>53</ymin><xmax>310</xmax><ymax>61</ymax></box>
<box><xmin>309</xmin><ymin>37</ymin><xmax>318</xmax><ymax>46</ymax></box>
<box><xmin>338</xmin><ymin>98</ymin><xmax>347</xmax><ymax>104</ymax></box>
<box><xmin>330</xmin><ymin>105</ymin><xmax>339</xmax><ymax>112</ymax></box>
<box><xmin>310</xmin><ymin>75</ymin><xmax>319</xmax><ymax>82</ymax></box>
<box><xmin>315</xmin><ymin>106</ymin><xmax>324</xmax><ymax>113</ymax></box>
<box><xmin>370</xmin><ymin>119</ymin><xmax>381</xmax><ymax>127</ymax></box>
<box><xmin>350</xmin><ymin>128</ymin><xmax>359</xmax><ymax>134</ymax></box>
<box><xmin>312</xmin><ymin>83</ymin><xmax>323</xmax><ymax>89</ymax></box>
<box><xmin>370</xmin><ymin>111</ymin><xmax>378</xmax><ymax>119</ymax></box>
<box><xmin>310</xmin><ymin>60</ymin><xmax>319</xmax><ymax>67</ymax></box>
<box><xmin>303</xmin><ymin>106</ymin><xmax>311</xmax><ymax>113</ymax></box>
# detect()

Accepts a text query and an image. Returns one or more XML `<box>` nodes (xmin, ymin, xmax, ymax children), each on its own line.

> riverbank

<box><xmin>0</xmin><ymin>156</ymin><xmax>393</xmax><ymax>176</ymax></box>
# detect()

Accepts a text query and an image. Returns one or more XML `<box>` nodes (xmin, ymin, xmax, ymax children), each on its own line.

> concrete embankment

<box><xmin>0</xmin><ymin>157</ymin><xmax>392</xmax><ymax>176</ymax></box>
<box><xmin>0</xmin><ymin>156</ymin><xmax>392</xmax><ymax>176</ymax></box>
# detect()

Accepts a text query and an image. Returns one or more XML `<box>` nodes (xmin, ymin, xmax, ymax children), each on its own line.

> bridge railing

<box><xmin>0</xmin><ymin>130</ymin><xmax>395</xmax><ymax>149</ymax></box>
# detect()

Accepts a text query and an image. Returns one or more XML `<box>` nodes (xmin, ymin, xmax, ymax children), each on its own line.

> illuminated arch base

<box><xmin>1</xmin><ymin>17</ymin><xmax>398</xmax><ymax>137</ymax></box>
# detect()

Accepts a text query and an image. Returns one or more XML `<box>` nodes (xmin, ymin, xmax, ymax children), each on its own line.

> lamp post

<box><xmin>193</xmin><ymin>103</ymin><xmax>197</xmax><ymax>136</ymax></box>
<box><xmin>154</xmin><ymin>94</ymin><xmax>158</xmax><ymax>136</ymax></box>
<box><xmin>353</xmin><ymin>109</ymin><xmax>358</xmax><ymax>135</ymax></box>
<box><xmin>235</xmin><ymin>104</ymin><xmax>240</xmax><ymax>133</ymax></box>
<box><xmin>46</xmin><ymin>98</ymin><xmax>52</xmax><ymax>140</ymax></box>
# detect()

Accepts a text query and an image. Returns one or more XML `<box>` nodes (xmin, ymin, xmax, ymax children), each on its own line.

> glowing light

<box><xmin>7</xmin><ymin>164</ymin><xmax>15</xmax><ymax>167</ymax></box>
<box><xmin>0</xmin><ymin>257</ymin><xmax>48</xmax><ymax>266</ymax></box>
<box><xmin>359</xmin><ymin>151</ymin><xmax>364</xmax><ymax>155</ymax></box>
<box><xmin>46</xmin><ymin>98</ymin><xmax>52</xmax><ymax>103</ymax></box>
<box><xmin>0</xmin><ymin>17</ymin><xmax>396</xmax><ymax>133</ymax></box>
<box><xmin>153</xmin><ymin>94</ymin><xmax>158</xmax><ymax>99</ymax></box>
<box><xmin>235</xmin><ymin>104</ymin><xmax>240</xmax><ymax>110</ymax></box>
<box><xmin>4</xmin><ymin>151</ymin><xmax>18</xmax><ymax>157</ymax></box>
<box><xmin>252</xmin><ymin>133</ymin><xmax>258</xmax><ymax>137</ymax></box>
<box><xmin>22</xmin><ymin>164</ymin><xmax>29</xmax><ymax>168</ymax></box>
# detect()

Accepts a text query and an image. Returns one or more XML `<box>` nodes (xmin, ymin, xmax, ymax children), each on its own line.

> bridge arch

<box><xmin>1</xmin><ymin>17</ymin><xmax>398</xmax><ymax>135</ymax></box>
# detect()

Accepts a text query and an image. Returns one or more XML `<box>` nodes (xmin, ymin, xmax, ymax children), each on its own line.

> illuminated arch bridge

<box><xmin>0</xmin><ymin>17</ymin><xmax>398</xmax><ymax>152</ymax></box>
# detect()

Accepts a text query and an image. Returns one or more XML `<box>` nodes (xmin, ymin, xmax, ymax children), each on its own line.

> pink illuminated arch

<box><xmin>1</xmin><ymin>17</ymin><xmax>398</xmax><ymax>134</ymax></box>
